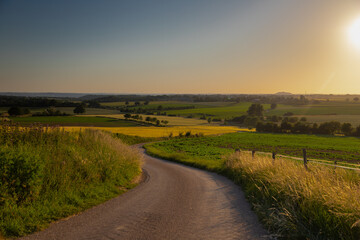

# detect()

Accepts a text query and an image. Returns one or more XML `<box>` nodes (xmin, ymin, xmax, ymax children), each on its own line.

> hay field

<box><xmin>63</xmin><ymin>126</ymin><xmax>247</xmax><ymax>137</ymax></box>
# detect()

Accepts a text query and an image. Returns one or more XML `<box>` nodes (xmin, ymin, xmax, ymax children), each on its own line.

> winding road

<box><xmin>21</xmin><ymin>146</ymin><xmax>269</xmax><ymax>240</ymax></box>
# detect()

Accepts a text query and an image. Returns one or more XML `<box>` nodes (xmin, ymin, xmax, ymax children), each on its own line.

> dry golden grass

<box><xmin>63</xmin><ymin>126</ymin><xmax>249</xmax><ymax>137</ymax></box>
<box><xmin>78</xmin><ymin>114</ymin><xmax>212</xmax><ymax>126</ymax></box>
<box><xmin>225</xmin><ymin>151</ymin><xmax>360</xmax><ymax>239</ymax></box>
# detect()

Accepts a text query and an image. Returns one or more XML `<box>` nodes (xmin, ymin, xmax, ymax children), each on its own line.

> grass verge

<box><xmin>0</xmin><ymin>124</ymin><xmax>142</xmax><ymax>238</ymax></box>
<box><xmin>145</xmin><ymin>142</ymin><xmax>360</xmax><ymax>239</ymax></box>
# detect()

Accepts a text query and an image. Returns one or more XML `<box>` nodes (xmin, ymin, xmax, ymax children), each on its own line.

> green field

<box><xmin>0</xmin><ymin>107</ymin><xmax>119</xmax><ymax>115</ymax></box>
<box><xmin>166</xmin><ymin>102</ymin><xmax>271</xmax><ymax>118</ymax></box>
<box><xmin>266</xmin><ymin>102</ymin><xmax>360</xmax><ymax>116</ymax></box>
<box><xmin>148</xmin><ymin>132</ymin><xmax>360</xmax><ymax>164</ymax></box>
<box><xmin>10</xmin><ymin>116</ymin><xmax>139</xmax><ymax>127</ymax></box>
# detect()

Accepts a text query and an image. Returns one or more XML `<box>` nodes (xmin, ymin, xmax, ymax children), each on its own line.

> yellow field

<box><xmin>79</xmin><ymin>114</ymin><xmax>211</xmax><ymax>126</ymax></box>
<box><xmin>63</xmin><ymin>126</ymin><xmax>250</xmax><ymax>137</ymax></box>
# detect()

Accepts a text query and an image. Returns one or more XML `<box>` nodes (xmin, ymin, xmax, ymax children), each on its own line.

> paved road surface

<box><xmin>21</xmin><ymin>146</ymin><xmax>269</xmax><ymax>240</ymax></box>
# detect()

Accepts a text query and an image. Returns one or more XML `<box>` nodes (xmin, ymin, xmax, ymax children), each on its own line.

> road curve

<box><xmin>21</xmin><ymin>146</ymin><xmax>269</xmax><ymax>240</ymax></box>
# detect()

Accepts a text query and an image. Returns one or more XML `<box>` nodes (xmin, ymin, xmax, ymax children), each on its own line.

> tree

<box><xmin>73</xmin><ymin>105</ymin><xmax>86</xmax><ymax>114</ymax></box>
<box><xmin>134</xmin><ymin>101</ymin><xmax>140</xmax><ymax>106</ymax></box>
<box><xmin>8</xmin><ymin>106</ymin><xmax>22</xmax><ymax>116</ymax></box>
<box><xmin>207</xmin><ymin>117</ymin><xmax>212</xmax><ymax>124</ymax></box>
<box><xmin>354</xmin><ymin>97</ymin><xmax>359</xmax><ymax>102</ymax></box>
<box><xmin>341</xmin><ymin>123</ymin><xmax>353</xmax><ymax>136</ymax></box>
<box><xmin>124</xmin><ymin>113</ymin><xmax>131</xmax><ymax>119</ymax></box>
<box><xmin>144</xmin><ymin>101</ymin><xmax>150</xmax><ymax>105</ymax></box>
<box><xmin>270</xmin><ymin>103</ymin><xmax>277</xmax><ymax>110</ymax></box>
<box><xmin>125</xmin><ymin>101</ymin><xmax>129</xmax><ymax>105</ymax></box>
<box><xmin>247</xmin><ymin>104</ymin><xmax>264</xmax><ymax>116</ymax></box>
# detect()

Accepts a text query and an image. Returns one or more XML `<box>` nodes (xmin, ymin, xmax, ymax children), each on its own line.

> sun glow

<box><xmin>348</xmin><ymin>17</ymin><xmax>360</xmax><ymax>49</ymax></box>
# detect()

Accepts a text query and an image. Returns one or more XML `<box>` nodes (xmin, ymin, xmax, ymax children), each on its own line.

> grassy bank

<box><xmin>145</xmin><ymin>141</ymin><xmax>360</xmax><ymax>239</ymax></box>
<box><xmin>0</xmin><ymin>124</ymin><xmax>142</xmax><ymax>238</ymax></box>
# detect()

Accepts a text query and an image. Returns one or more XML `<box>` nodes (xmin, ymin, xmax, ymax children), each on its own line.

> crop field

<box><xmin>0</xmin><ymin>107</ymin><xmax>119</xmax><ymax>115</ymax></box>
<box><xmin>83</xmin><ymin>114</ymin><xmax>211</xmax><ymax>126</ymax></box>
<box><xmin>266</xmin><ymin>102</ymin><xmax>360</xmax><ymax>116</ymax></box>
<box><xmin>101</xmin><ymin>101</ymin><xmax>232</xmax><ymax>108</ymax></box>
<box><xmin>166</xmin><ymin>102</ymin><xmax>271</xmax><ymax>118</ymax></box>
<box><xmin>148</xmin><ymin>132</ymin><xmax>360</xmax><ymax>164</ymax></box>
<box><xmin>63</xmin><ymin>126</ymin><xmax>245</xmax><ymax>137</ymax></box>
<box><xmin>10</xmin><ymin>116</ymin><xmax>139</xmax><ymax>127</ymax></box>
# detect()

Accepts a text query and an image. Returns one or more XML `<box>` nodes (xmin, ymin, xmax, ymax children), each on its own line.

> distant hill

<box><xmin>275</xmin><ymin>92</ymin><xmax>292</xmax><ymax>95</ymax></box>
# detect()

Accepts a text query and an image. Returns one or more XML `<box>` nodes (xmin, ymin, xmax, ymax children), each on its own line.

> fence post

<box><xmin>272</xmin><ymin>152</ymin><xmax>276</xmax><ymax>163</ymax></box>
<box><xmin>303</xmin><ymin>148</ymin><xmax>308</xmax><ymax>170</ymax></box>
<box><xmin>252</xmin><ymin>150</ymin><xmax>256</xmax><ymax>159</ymax></box>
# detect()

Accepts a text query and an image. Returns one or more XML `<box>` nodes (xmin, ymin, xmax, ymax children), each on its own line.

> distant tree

<box><xmin>144</xmin><ymin>101</ymin><xmax>150</xmax><ymax>105</ymax></box>
<box><xmin>318</xmin><ymin>121</ymin><xmax>341</xmax><ymax>135</ymax></box>
<box><xmin>125</xmin><ymin>101</ymin><xmax>129</xmax><ymax>105</ymax></box>
<box><xmin>354</xmin><ymin>126</ymin><xmax>360</xmax><ymax>136</ymax></box>
<box><xmin>145</xmin><ymin>117</ymin><xmax>151</xmax><ymax>122</ymax></box>
<box><xmin>341</xmin><ymin>123</ymin><xmax>353</xmax><ymax>136</ymax></box>
<box><xmin>157</xmin><ymin>105</ymin><xmax>163</xmax><ymax>111</ymax></box>
<box><xmin>87</xmin><ymin>101</ymin><xmax>101</xmax><ymax>108</ymax></box>
<box><xmin>354</xmin><ymin>97</ymin><xmax>359</xmax><ymax>102</ymax></box>
<box><xmin>283</xmin><ymin>112</ymin><xmax>294</xmax><ymax>116</ymax></box>
<box><xmin>73</xmin><ymin>105</ymin><xmax>86</xmax><ymax>114</ymax></box>
<box><xmin>134</xmin><ymin>101</ymin><xmax>140</xmax><ymax>106</ymax></box>
<box><xmin>244</xmin><ymin>116</ymin><xmax>259</xmax><ymax>128</ymax></box>
<box><xmin>207</xmin><ymin>117</ymin><xmax>212</xmax><ymax>124</ymax></box>
<box><xmin>161</xmin><ymin>120</ymin><xmax>169</xmax><ymax>125</ymax></box>
<box><xmin>300</xmin><ymin>117</ymin><xmax>307</xmax><ymax>122</ymax></box>
<box><xmin>270</xmin><ymin>103</ymin><xmax>277</xmax><ymax>110</ymax></box>
<box><xmin>124</xmin><ymin>113</ymin><xmax>131</xmax><ymax>119</ymax></box>
<box><xmin>156</xmin><ymin>120</ymin><xmax>160</xmax><ymax>126</ymax></box>
<box><xmin>247</xmin><ymin>104</ymin><xmax>264</xmax><ymax>116</ymax></box>
<box><xmin>8</xmin><ymin>106</ymin><xmax>22</xmax><ymax>116</ymax></box>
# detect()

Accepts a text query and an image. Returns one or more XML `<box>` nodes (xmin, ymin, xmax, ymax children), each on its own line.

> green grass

<box><xmin>10</xmin><ymin>116</ymin><xmax>140</xmax><ymax>127</ymax></box>
<box><xmin>0</xmin><ymin>125</ymin><xmax>142</xmax><ymax>237</ymax></box>
<box><xmin>145</xmin><ymin>136</ymin><xmax>360</xmax><ymax>239</ymax></box>
<box><xmin>267</xmin><ymin>102</ymin><xmax>360</xmax><ymax>116</ymax></box>
<box><xmin>166</xmin><ymin>102</ymin><xmax>271</xmax><ymax>118</ymax></box>
<box><xmin>113</xmin><ymin>133</ymin><xmax>162</xmax><ymax>145</ymax></box>
<box><xmin>147</xmin><ymin>132</ymin><xmax>360</xmax><ymax>164</ymax></box>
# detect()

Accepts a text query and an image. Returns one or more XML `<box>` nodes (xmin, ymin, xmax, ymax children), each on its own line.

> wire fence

<box><xmin>238</xmin><ymin>149</ymin><xmax>360</xmax><ymax>171</ymax></box>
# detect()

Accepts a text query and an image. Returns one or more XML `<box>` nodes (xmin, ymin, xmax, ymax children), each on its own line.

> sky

<box><xmin>1</xmin><ymin>0</ymin><xmax>360</xmax><ymax>94</ymax></box>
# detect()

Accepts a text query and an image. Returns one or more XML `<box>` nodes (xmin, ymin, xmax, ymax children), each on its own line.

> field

<box><xmin>266</xmin><ymin>102</ymin><xmax>360</xmax><ymax>116</ymax></box>
<box><xmin>166</xmin><ymin>102</ymin><xmax>271</xmax><ymax>118</ymax></box>
<box><xmin>147</xmin><ymin>132</ymin><xmax>360</xmax><ymax>164</ymax></box>
<box><xmin>63</xmin><ymin>126</ymin><xmax>246</xmax><ymax>137</ymax></box>
<box><xmin>10</xmin><ymin>116</ymin><xmax>139</xmax><ymax>127</ymax></box>
<box><xmin>83</xmin><ymin>114</ymin><xmax>211</xmax><ymax>126</ymax></box>
<box><xmin>145</xmin><ymin>135</ymin><xmax>360</xmax><ymax>239</ymax></box>
<box><xmin>0</xmin><ymin>125</ymin><xmax>142</xmax><ymax>237</ymax></box>
<box><xmin>0</xmin><ymin>107</ymin><xmax>119</xmax><ymax>115</ymax></box>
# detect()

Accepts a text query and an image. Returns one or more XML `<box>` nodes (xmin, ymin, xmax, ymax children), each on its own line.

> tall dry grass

<box><xmin>0</xmin><ymin>124</ymin><xmax>142</xmax><ymax>237</ymax></box>
<box><xmin>225</xmin><ymin>152</ymin><xmax>360</xmax><ymax>239</ymax></box>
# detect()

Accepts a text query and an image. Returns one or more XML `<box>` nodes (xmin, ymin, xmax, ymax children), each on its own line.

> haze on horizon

<box><xmin>1</xmin><ymin>0</ymin><xmax>360</xmax><ymax>94</ymax></box>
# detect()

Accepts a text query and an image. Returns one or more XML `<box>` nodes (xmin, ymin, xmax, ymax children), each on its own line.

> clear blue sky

<box><xmin>1</xmin><ymin>0</ymin><xmax>360</xmax><ymax>94</ymax></box>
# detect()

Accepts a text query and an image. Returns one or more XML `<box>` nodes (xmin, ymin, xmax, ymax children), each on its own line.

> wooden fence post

<box><xmin>272</xmin><ymin>152</ymin><xmax>276</xmax><ymax>163</ymax></box>
<box><xmin>303</xmin><ymin>148</ymin><xmax>308</xmax><ymax>170</ymax></box>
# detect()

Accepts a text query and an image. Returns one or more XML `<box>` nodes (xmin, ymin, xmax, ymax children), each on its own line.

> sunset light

<box><xmin>348</xmin><ymin>17</ymin><xmax>360</xmax><ymax>49</ymax></box>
